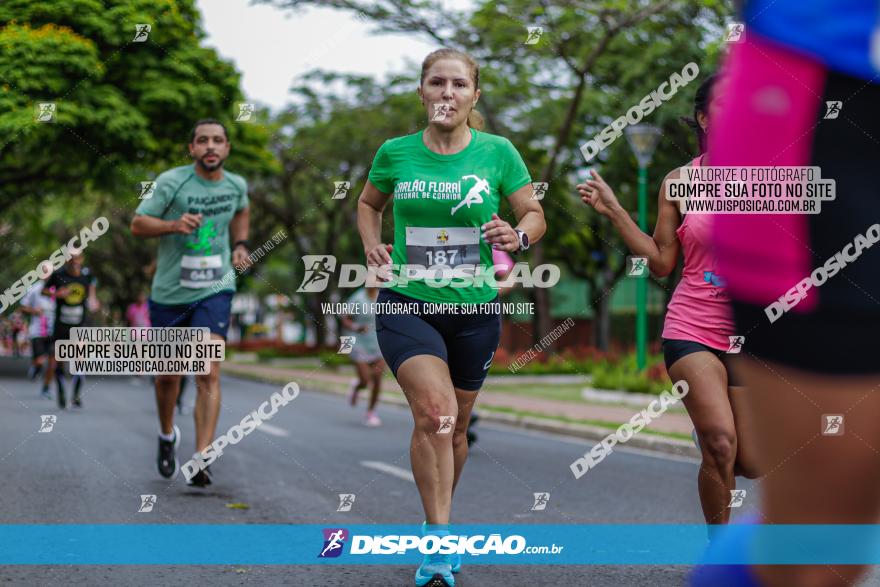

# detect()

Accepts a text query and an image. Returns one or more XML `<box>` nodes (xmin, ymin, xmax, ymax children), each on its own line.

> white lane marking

<box><xmin>360</xmin><ymin>460</ymin><xmax>415</xmax><ymax>483</ymax></box>
<box><xmin>256</xmin><ymin>423</ymin><xmax>289</xmax><ymax>437</ymax></box>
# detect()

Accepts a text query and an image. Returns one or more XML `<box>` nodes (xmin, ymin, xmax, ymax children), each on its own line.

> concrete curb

<box><xmin>223</xmin><ymin>366</ymin><xmax>700</xmax><ymax>460</ymax></box>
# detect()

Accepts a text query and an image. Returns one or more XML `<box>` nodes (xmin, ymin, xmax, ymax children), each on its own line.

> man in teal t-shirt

<box><xmin>131</xmin><ymin>119</ymin><xmax>251</xmax><ymax>488</ymax></box>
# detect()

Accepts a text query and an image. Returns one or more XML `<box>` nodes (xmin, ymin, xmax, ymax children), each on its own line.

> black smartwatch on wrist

<box><xmin>513</xmin><ymin>229</ymin><xmax>530</xmax><ymax>254</ymax></box>
<box><xmin>233</xmin><ymin>240</ymin><xmax>250</xmax><ymax>251</ymax></box>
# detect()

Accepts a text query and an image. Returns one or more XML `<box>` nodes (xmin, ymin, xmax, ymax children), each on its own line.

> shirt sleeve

<box><xmin>499</xmin><ymin>139</ymin><xmax>532</xmax><ymax>197</ymax></box>
<box><xmin>135</xmin><ymin>175</ymin><xmax>175</xmax><ymax>218</ymax></box>
<box><xmin>367</xmin><ymin>141</ymin><xmax>394</xmax><ymax>195</ymax></box>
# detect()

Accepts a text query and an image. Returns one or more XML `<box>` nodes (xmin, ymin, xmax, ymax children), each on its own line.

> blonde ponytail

<box><xmin>467</xmin><ymin>109</ymin><xmax>485</xmax><ymax>130</ymax></box>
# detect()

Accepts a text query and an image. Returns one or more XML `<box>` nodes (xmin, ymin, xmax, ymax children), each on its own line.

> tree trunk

<box><xmin>530</xmin><ymin>244</ymin><xmax>552</xmax><ymax>346</ymax></box>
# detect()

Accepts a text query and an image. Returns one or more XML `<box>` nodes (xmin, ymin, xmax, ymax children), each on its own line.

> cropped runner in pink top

<box><xmin>660</xmin><ymin>155</ymin><xmax>735</xmax><ymax>350</ymax></box>
<box><xmin>577</xmin><ymin>74</ymin><xmax>760</xmax><ymax>534</ymax></box>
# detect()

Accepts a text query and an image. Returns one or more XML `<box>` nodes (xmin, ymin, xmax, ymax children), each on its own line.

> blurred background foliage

<box><xmin>1</xmin><ymin>0</ymin><xmax>730</xmax><ymax>351</ymax></box>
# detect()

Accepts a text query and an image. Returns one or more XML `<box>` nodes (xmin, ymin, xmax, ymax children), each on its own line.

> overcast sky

<box><xmin>197</xmin><ymin>0</ymin><xmax>472</xmax><ymax>111</ymax></box>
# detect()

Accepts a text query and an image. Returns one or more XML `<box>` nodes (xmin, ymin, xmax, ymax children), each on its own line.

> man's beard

<box><xmin>197</xmin><ymin>155</ymin><xmax>224</xmax><ymax>172</ymax></box>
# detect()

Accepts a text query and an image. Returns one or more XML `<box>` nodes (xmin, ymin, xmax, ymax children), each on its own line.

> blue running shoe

<box><xmin>422</xmin><ymin>521</ymin><xmax>461</xmax><ymax>573</ymax></box>
<box><xmin>415</xmin><ymin>552</ymin><xmax>454</xmax><ymax>586</ymax></box>
<box><xmin>690</xmin><ymin>514</ymin><xmax>763</xmax><ymax>587</ymax></box>
<box><xmin>450</xmin><ymin>552</ymin><xmax>461</xmax><ymax>574</ymax></box>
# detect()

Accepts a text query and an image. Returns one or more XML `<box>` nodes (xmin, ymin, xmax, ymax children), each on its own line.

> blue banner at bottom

<box><xmin>2</xmin><ymin>524</ymin><xmax>879</xmax><ymax>565</ymax></box>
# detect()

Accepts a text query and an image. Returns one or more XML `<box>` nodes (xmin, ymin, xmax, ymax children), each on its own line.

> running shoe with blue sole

<box><xmin>422</xmin><ymin>522</ymin><xmax>460</xmax><ymax>573</ymax></box>
<box><xmin>415</xmin><ymin>553</ymin><xmax>454</xmax><ymax>587</ymax></box>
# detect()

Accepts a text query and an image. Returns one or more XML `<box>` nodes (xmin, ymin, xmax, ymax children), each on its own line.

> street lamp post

<box><xmin>624</xmin><ymin>125</ymin><xmax>661</xmax><ymax>371</ymax></box>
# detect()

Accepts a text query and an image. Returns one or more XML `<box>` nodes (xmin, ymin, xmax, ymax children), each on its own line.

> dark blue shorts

<box><xmin>375</xmin><ymin>289</ymin><xmax>501</xmax><ymax>392</ymax></box>
<box><xmin>148</xmin><ymin>291</ymin><xmax>233</xmax><ymax>338</ymax></box>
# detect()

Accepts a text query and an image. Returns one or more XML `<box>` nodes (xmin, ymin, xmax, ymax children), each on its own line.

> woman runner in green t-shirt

<box><xmin>358</xmin><ymin>48</ymin><xmax>546</xmax><ymax>587</ymax></box>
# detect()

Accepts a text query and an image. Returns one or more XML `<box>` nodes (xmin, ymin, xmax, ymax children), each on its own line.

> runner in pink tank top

<box><xmin>661</xmin><ymin>155</ymin><xmax>736</xmax><ymax>350</ymax></box>
<box><xmin>576</xmin><ymin>74</ymin><xmax>760</xmax><ymax>535</ymax></box>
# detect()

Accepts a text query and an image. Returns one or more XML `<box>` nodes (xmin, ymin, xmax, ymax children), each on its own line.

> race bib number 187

<box><xmin>405</xmin><ymin>227</ymin><xmax>480</xmax><ymax>278</ymax></box>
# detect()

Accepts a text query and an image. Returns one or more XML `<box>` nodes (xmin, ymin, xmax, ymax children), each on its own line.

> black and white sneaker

<box><xmin>157</xmin><ymin>425</ymin><xmax>180</xmax><ymax>479</ymax></box>
<box><xmin>187</xmin><ymin>465</ymin><xmax>213</xmax><ymax>488</ymax></box>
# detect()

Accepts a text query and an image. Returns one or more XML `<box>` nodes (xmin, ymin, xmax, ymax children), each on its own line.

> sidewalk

<box><xmin>222</xmin><ymin>360</ymin><xmax>699</xmax><ymax>459</ymax></box>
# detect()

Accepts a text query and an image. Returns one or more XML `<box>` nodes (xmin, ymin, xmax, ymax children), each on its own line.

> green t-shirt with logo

<box><xmin>135</xmin><ymin>164</ymin><xmax>249</xmax><ymax>305</ymax></box>
<box><xmin>368</xmin><ymin>128</ymin><xmax>531</xmax><ymax>304</ymax></box>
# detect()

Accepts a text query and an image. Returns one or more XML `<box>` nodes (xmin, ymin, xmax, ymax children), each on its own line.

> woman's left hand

<box><xmin>481</xmin><ymin>213</ymin><xmax>519</xmax><ymax>253</ymax></box>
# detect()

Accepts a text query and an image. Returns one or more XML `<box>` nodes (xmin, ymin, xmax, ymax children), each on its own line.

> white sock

<box><xmin>158</xmin><ymin>430</ymin><xmax>175</xmax><ymax>441</ymax></box>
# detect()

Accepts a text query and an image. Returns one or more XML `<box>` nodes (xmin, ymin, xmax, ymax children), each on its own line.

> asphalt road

<box><xmin>1</xmin><ymin>370</ymin><xmax>876</xmax><ymax>586</ymax></box>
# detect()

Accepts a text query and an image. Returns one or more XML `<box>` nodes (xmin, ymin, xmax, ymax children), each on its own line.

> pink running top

<box><xmin>661</xmin><ymin>156</ymin><xmax>736</xmax><ymax>351</ymax></box>
<box><xmin>709</xmin><ymin>33</ymin><xmax>820</xmax><ymax>311</ymax></box>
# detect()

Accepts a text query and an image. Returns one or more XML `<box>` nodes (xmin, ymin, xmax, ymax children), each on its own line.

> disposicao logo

<box><xmin>319</xmin><ymin>528</ymin><xmax>348</xmax><ymax>558</ymax></box>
